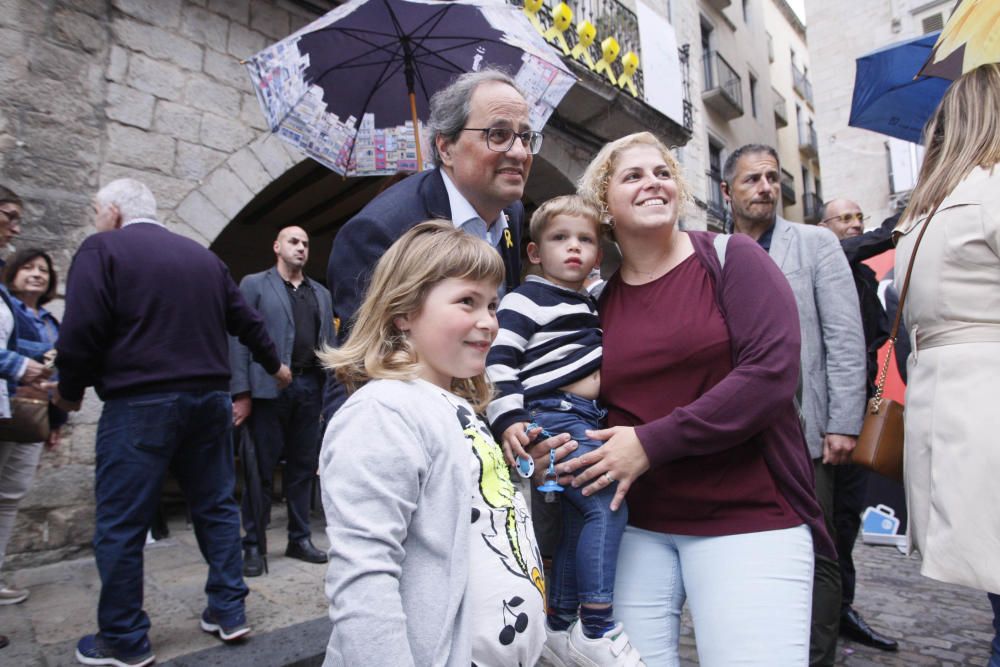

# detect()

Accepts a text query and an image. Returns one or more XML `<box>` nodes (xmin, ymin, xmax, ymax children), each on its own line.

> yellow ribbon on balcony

<box><xmin>594</xmin><ymin>37</ymin><xmax>620</xmax><ymax>86</ymax></box>
<box><xmin>570</xmin><ymin>21</ymin><xmax>597</xmax><ymax>69</ymax></box>
<box><xmin>617</xmin><ymin>51</ymin><xmax>639</xmax><ymax>97</ymax></box>
<box><xmin>542</xmin><ymin>2</ymin><xmax>573</xmax><ymax>56</ymax></box>
<box><xmin>522</xmin><ymin>0</ymin><xmax>544</xmax><ymax>35</ymax></box>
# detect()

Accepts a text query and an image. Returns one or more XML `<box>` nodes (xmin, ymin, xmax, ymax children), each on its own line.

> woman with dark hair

<box><xmin>0</xmin><ymin>248</ymin><xmax>64</xmax><ymax>621</ymax></box>
<box><xmin>893</xmin><ymin>63</ymin><xmax>1000</xmax><ymax>666</ymax></box>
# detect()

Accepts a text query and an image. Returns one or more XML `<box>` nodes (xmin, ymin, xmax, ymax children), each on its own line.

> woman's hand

<box><xmin>529</xmin><ymin>430</ymin><xmax>577</xmax><ymax>485</ymax></box>
<box><xmin>556</xmin><ymin>426</ymin><xmax>650</xmax><ymax>511</ymax></box>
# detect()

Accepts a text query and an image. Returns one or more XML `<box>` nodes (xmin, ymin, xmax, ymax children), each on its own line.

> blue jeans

<box><xmin>529</xmin><ymin>392</ymin><xmax>627</xmax><ymax>608</ymax></box>
<box><xmin>94</xmin><ymin>390</ymin><xmax>247</xmax><ymax>654</ymax></box>
<box><xmin>243</xmin><ymin>369</ymin><xmax>323</xmax><ymax>546</ymax></box>
<box><xmin>989</xmin><ymin>592</ymin><xmax>1000</xmax><ymax>667</ymax></box>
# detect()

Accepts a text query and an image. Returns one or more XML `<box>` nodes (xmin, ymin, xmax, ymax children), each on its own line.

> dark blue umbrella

<box><xmin>246</xmin><ymin>0</ymin><xmax>575</xmax><ymax>176</ymax></box>
<box><xmin>849</xmin><ymin>31</ymin><xmax>952</xmax><ymax>144</ymax></box>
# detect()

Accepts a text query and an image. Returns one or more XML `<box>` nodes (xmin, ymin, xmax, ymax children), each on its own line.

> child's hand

<box><xmin>501</xmin><ymin>422</ymin><xmax>535</xmax><ymax>467</ymax></box>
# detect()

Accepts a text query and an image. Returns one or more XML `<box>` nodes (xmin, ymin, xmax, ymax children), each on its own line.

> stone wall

<box><xmin>0</xmin><ymin>0</ymin><xmax>318</xmax><ymax>568</ymax></box>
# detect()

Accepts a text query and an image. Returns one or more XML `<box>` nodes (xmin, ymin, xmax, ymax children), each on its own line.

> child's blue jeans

<box><xmin>529</xmin><ymin>391</ymin><xmax>627</xmax><ymax>608</ymax></box>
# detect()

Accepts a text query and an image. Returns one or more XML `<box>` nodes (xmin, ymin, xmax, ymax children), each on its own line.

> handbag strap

<box><xmin>871</xmin><ymin>201</ymin><xmax>941</xmax><ymax>410</ymax></box>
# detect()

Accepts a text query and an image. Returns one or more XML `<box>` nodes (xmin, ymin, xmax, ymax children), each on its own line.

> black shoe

<box><xmin>285</xmin><ymin>538</ymin><xmax>328</xmax><ymax>564</ymax></box>
<box><xmin>840</xmin><ymin>606</ymin><xmax>899</xmax><ymax>651</ymax></box>
<box><xmin>243</xmin><ymin>546</ymin><xmax>266</xmax><ymax>577</ymax></box>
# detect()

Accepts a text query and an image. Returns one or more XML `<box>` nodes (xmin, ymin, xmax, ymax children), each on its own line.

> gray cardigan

<box><xmin>319</xmin><ymin>379</ymin><xmax>472</xmax><ymax>667</ymax></box>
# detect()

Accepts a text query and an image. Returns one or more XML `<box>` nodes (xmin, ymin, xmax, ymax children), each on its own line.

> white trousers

<box><xmin>0</xmin><ymin>440</ymin><xmax>43</xmax><ymax>573</ymax></box>
<box><xmin>615</xmin><ymin>524</ymin><xmax>814</xmax><ymax>667</ymax></box>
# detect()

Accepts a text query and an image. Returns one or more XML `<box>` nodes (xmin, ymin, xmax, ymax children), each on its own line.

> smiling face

<box><xmin>395</xmin><ymin>277</ymin><xmax>500</xmax><ymax>390</ymax></box>
<box><xmin>819</xmin><ymin>199</ymin><xmax>864</xmax><ymax>240</ymax></box>
<box><xmin>722</xmin><ymin>151</ymin><xmax>780</xmax><ymax>229</ymax></box>
<box><xmin>604</xmin><ymin>144</ymin><xmax>680</xmax><ymax>239</ymax></box>
<box><xmin>528</xmin><ymin>214</ymin><xmax>602</xmax><ymax>291</ymax></box>
<box><xmin>436</xmin><ymin>81</ymin><xmax>533</xmax><ymax>222</ymax></box>
<box><xmin>12</xmin><ymin>256</ymin><xmax>50</xmax><ymax>300</ymax></box>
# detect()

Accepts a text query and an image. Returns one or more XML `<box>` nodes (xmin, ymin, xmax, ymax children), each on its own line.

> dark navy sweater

<box><xmin>56</xmin><ymin>222</ymin><xmax>280</xmax><ymax>401</ymax></box>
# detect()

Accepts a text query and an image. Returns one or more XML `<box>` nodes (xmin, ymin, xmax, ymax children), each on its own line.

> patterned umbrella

<box><xmin>919</xmin><ymin>0</ymin><xmax>1000</xmax><ymax>79</ymax></box>
<box><xmin>245</xmin><ymin>0</ymin><xmax>575</xmax><ymax>177</ymax></box>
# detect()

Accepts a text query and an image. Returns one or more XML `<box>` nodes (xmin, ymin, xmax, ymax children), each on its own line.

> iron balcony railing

<box><xmin>773</xmin><ymin>87</ymin><xmax>788</xmax><ymax>127</ymax></box>
<box><xmin>799</xmin><ymin>123</ymin><xmax>818</xmax><ymax>157</ymax></box>
<box><xmin>791</xmin><ymin>62</ymin><xmax>814</xmax><ymax>106</ymax></box>
<box><xmin>510</xmin><ymin>0</ymin><xmax>644</xmax><ymax>98</ymax></box>
<box><xmin>803</xmin><ymin>192</ymin><xmax>821</xmax><ymax>222</ymax></box>
<box><xmin>702</xmin><ymin>50</ymin><xmax>743</xmax><ymax>116</ymax></box>
<box><xmin>780</xmin><ymin>168</ymin><xmax>796</xmax><ymax>204</ymax></box>
<box><xmin>706</xmin><ymin>171</ymin><xmax>726</xmax><ymax>220</ymax></box>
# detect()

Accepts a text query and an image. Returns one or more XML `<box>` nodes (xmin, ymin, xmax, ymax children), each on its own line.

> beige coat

<box><xmin>894</xmin><ymin>165</ymin><xmax>1000</xmax><ymax>594</ymax></box>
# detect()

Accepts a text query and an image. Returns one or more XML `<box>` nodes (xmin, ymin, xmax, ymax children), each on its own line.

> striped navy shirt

<box><xmin>486</xmin><ymin>275</ymin><xmax>602</xmax><ymax>438</ymax></box>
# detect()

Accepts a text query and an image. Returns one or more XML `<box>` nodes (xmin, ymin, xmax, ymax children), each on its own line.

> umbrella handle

<box><xmin>409</xmin><ymin>91</ymin><xmax>423</xmax><ymax>171</ymax></box>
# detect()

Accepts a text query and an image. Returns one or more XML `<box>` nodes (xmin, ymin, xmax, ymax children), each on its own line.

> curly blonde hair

<box><xmin>577</xmin><ymin>132</ymin><xmax>691</xmax><ymax>226</ymax></box>
<box><xmin>317</xmin><ymin>220</ymin><xmax>504</xmax><ymax>412</ymax></box>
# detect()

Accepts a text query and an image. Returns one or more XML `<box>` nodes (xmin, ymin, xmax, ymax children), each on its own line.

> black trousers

<box><xmin>832</xmin><ymin>463</ymin><xmax>868</xmax><ymax>606</ymax></box>
<box><xmin>242</xmin><ymin>370</ymin><xmax>323</xmax><ymax>547</ymax></box>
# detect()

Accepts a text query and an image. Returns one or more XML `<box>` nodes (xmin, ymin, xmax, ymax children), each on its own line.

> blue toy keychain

<box><xmin>518</xmin><ymin>422</ymin><xmax>564</xmax><ymax>501</ymax></box>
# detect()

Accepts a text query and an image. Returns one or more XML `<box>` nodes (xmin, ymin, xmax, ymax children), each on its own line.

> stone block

<box><xmin>153</xmin><ymin>100</ymin><xmax>202</xmax><ymax>142</ymax></box>
<box><xmin>58</xmin><ymin>0</ymin><xmax>107</xmax><ymax>17</ymax></box>
<box><xmin>227</xmin><ymin>21</ymin><xmax>267</xmax><ymax>59</ymax></box>
<box><xmin>0</xmin><ymin>0</ymin><xmax>47</xmax><ymax>33</ymax></box>
<box><xmin>204</xmin><ymin>48</ymin><xmax>251</xmax><ymax>91</ymax></box>
<box><xmin>0</xmin><ymin>52</ymin><xmax>28</xmax><ymax>88</ymax></box>
<box><xmin>0</xmin><ymin>25</ymin><xmax>25</xmax><ymax>57</ymax></box>
<box><xmin>127</xmin><ymin>53</ymin><xmax>186</xmax><ymax>101</ymax></box>
<box><xmin>28</xmin><ymin>38</ymin><xmax>91</xmax><ymax>84</ymax></box>
<box><xmin>201</xmin><ymin>164</ymin><xmax>254</xmax><ymax>219</ymax></box>
<box><xmin>112</xmin><ymin>17</ymin><xmax>204</xmax><ymax>72</ymax></box>
<box><xmin>249</xmin><ymin>132</ymin><xmax>296</xmax><ymax>179</ymax></box>
<box><xmin>240</xmin><ymin>91</ymin><xmax>267</xmax><ymax>131</ymax></box>
<box><xmin>179</xmin><ymin>5</ymin><xmax>230</xmax><ymax>46</ymax></box>
<box><xmin>208</xmin><ymin>0</ymin><xmax>249</xmax><ymax>25</ymax></box>
<box><xmin>106</xmin><ymin>82</ymin><xmax>155</xmax><ymax>129</ymax></box>
<box><xmin>52</xmin><ymin>8</ymin><xmax>105</xmax><ymax>53</ymax></box>
<box><xmin>107</xmin><ymin>122</ymin><xmax>176</xmax><ymax>173</ymax></box>
<box><xmin>183</xmin><ymin>71</ymin><xmax>241</xmax><ymax>116</ymax></box>
<box><xmin>16</xmin><ymin>110</ymin><xmax>102</xmax><ymax>169</ymax></box>
<box><xmin>175</xmin><ymin>140</ymin><xmax>228</xmax><ymax>181</ymax></box>
<box><xmin>111</xmin><ymin>0</ymin><xmax>182</xmax><ymax>28</ymax></box>
<box><xmin>98</xmin><ymin>162</ymin><xmax>195</xmax><ymax>210</ymax></box>
<box><xmin>4</xmin><ymin>156</ymin><xmax>95</xmax><ymax>192</ymax></box>
<box><xmin>177</xmin><ymin>189</ymin><xmax>229</xmax><ymax>242</ymax></box>
<box><xmin>20</xmin><ymin>464</ymin><xmax>94</xmax><ymax>511</ymax></box>
<box><xmin>250</xmin><ymin>2</ymin><xmax>290</xmax><ymax>40</ymax></box>
<box><xmin>106</xmin><ymin>45</ymin><xmax>128</xmax><ymax>82</ymax></box>
<box><xmin>163</xmin><ymin>214</ymin><xmax>210</xmax><ymax>246</ymax></box>
<box><xmin>227</xmin><ymin>146</ymin><xmax>272</xmax><ymax>192</ymax></box>
<box><xmin>199</xmin><ymin>111</ymin><xmax>254</xmax><ymax>152</ymax></box>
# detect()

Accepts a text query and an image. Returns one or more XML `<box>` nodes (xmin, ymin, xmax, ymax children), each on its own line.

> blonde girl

<box><xmin>317</xmin><ymin>220</ymin><xmax>571</xmax><ymax>667</ymax></box>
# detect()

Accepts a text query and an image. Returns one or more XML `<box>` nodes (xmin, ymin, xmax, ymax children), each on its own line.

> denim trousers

<box><xmin>243</xmin><ymin>369</ymin><xmax>322</xmax><ymax>546</ymax></box>
<box><xmin>615</xmin><ymin>524</ymin><xmax>814</xmax><ymax>667</ymax></box>
<box><xmin>94</xmin><ymin>390</ymin><xmax>247</xmax><ymax>655</ymax></box>
<box><xmin>529</xmin><ymin>392</ymin><xmax>627</xmax><ymax>608</ymax></box>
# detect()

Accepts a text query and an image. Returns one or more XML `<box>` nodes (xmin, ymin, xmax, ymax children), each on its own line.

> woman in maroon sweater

<box><xmin>558</xmin><ymin>132</ymin><xmax>831</xmax><ymax>666</ymax></box>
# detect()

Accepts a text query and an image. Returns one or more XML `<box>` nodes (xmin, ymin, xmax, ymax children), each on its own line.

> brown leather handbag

<box><xmin>852</xmin><ymin>204</ymin><xmax>937</xmax><ymax>481</ymax></box>
<box><xmin>0</xmin><ymin>390</ymin><xmax>50</xmax><ymax>443</ymax></box>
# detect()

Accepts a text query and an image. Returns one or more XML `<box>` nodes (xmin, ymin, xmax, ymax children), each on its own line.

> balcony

<box><xmin>791</xmin><ymin>62</ymin><xmax>814</xmax><ymax>107</ymax></box>
<box><xmin>702</xmin><ymin>50</ymin><xmax>743</xmax><ymax>120</ymax></box>
<box><xmin>706</xmin><ymin>171</ymin><xmax>726</xmax><ymax>221</ymax></box>
<box><xmin>799</xmin><ymin>123</ymin><xmax>818</xmax><ymax>159</ymax></box>
<box><xmin>703</xmin><ymin>0</ymin><xmax>732</xmax><ymax>10</ymax></box>
<box><xmin>773</xmin><ymin>87</ymin><xmax>788</xmax><ymax>127</ymax></box>
<box><xmin>803</xmin><ymin>192</ymin><xmax>821</xmax><ymax>223</ymax></box>
<box><xmin>781</xmin><ymin>168</ymin><xmax>796</xmax><ymax>204</ymax></box>
<box><xmin>512</xmin><ymin>0</ymin><xmax>644</xmax><ymax>98</ymax></box>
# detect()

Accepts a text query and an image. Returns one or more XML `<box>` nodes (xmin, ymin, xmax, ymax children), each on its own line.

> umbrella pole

<box><xmin>409</xmin><ymin>91</ymin><xmax>423</xmax><ymax>171</ymax></box>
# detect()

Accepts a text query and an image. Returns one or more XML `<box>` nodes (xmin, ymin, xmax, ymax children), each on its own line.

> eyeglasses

<box><xmin>0</xmin><ymin>209</ymin><xmax>22</xmax><ymax>226</ymax></box>
<box><xmin>821</xmin><ymin>212</ymin><xmax>869</xmax><ymax>225</ymax></box>
<box><xmin>461</xmin><ymin>127</ymin><xmax>543</xmax><ymax>154</ymax></box>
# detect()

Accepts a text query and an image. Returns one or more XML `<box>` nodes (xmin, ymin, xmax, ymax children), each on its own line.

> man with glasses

<box><xmin>323</xmin><ymin>68</ymin><xmax>538</xmax><ymax>420</ymax></box>
<box><xmin>818</xmin><ymin>198</ymin><xmax>899</xmax><ymax>653</ymax></box>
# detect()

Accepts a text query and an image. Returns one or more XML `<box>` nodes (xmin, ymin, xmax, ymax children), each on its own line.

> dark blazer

<box><xmin>230</xmin><ymin>267</ymin><xmax>334</xmax><ymax>400</ymax></box>
<box><xmin>323</xmin><ymin>168</ymin><xmax>525</xmax><ymax>419</ymax></box>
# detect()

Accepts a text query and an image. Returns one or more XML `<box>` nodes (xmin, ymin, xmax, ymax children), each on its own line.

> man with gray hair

<box><xmin>323</xmin><ymin>67</ymin><xmax>538</xmax><ymax>418</ymax></box>
<box><xmin>54</xmin><ymin>178</ymin><xmax>291</xmax><ymax>667</ymax></box>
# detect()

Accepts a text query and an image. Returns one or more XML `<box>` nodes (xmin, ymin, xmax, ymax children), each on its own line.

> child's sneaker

<box><xmin>568</xmin><ymin>621</ymin><xmax>645</xmax><ymax>667</ymax></box>
<box><xmin>537</xmin><ymin>622</ymin><xmax>574</xmax><ymax>667</ymax></box>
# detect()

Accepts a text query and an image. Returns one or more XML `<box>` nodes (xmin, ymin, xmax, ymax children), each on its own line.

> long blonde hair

<box><xmin>577</xmin><ymin>131</ymin><xmax>692</xmax><ymax>223</ymax></box>
<box><xmin>903</xmin><ymin>64</ymin><xmax>1000</xmax><ymax>224</ymax></box>
<box><xmin>318</xmin><ymin>220</ymin><xmax>504</xmax><ymax>411</ymax></box>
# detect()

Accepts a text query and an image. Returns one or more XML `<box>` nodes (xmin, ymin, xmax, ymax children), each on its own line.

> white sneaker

<box><xmin>537</xmin><ymin>623</ymin><xmax>574</xmax><ymax>667</ymax></box>
<box><xmin>568</xmin><ymin>621</ymin><xmax>645</xmax><ymax>667</ymax></box>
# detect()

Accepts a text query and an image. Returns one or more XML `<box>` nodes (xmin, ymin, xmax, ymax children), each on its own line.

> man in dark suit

<box><xmin>324</xmin><ymin>67</ymin><xmax>538</xmax><ymax>419</ymax></box>
<box><xmin>54</xmin><ymin>178</ymin><xmax>290</xmax><ymax>666</ymax></box>
<box><xmin>819</xmin><ymin>199</ymin><xmax>898</xmax><ymax>652</ymax></box>
<box><xmin>231</xmin><ymin>226</ymin><xmax>335</xmax><ymax>577</ymax></box>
